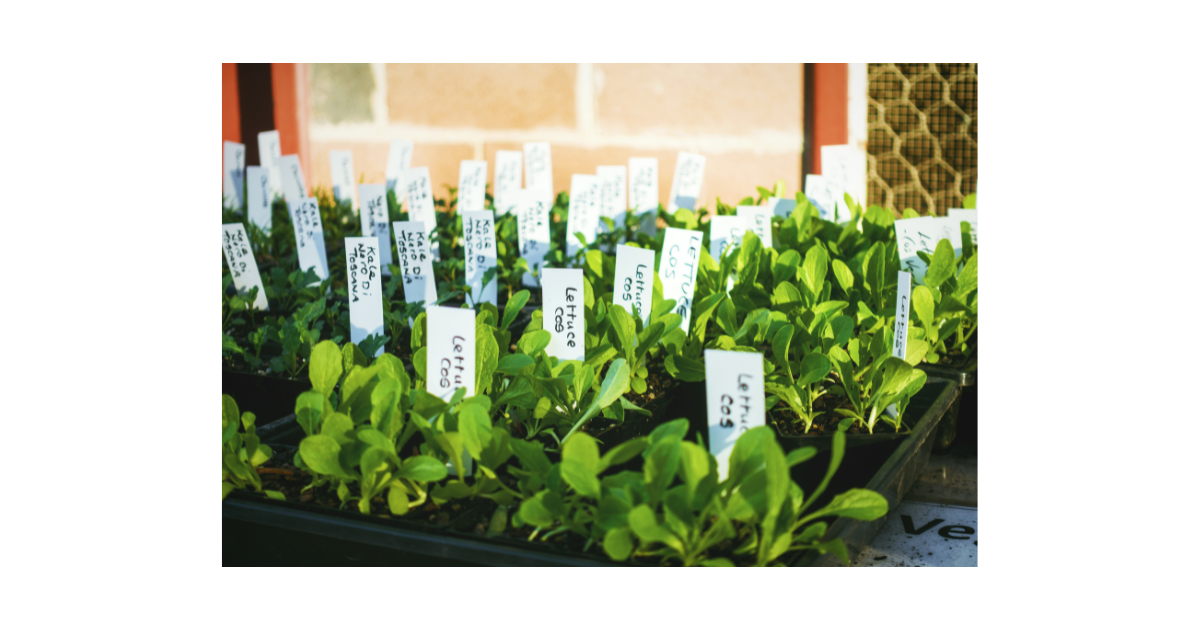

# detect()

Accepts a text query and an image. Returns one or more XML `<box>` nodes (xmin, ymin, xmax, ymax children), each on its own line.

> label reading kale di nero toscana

<box><xmin>345</xmin><ymin>237</ymin><xmax>384</xmax><ymax>357</ymax></box>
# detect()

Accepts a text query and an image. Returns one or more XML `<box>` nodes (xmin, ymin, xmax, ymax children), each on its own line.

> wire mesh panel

<box><xmin>867</xmin><ymin>64</ymin><xmax>977</xmax><ymax>216</ymax></box>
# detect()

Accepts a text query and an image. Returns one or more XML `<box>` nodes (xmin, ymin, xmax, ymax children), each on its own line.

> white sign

<box><xmin>659</xmin><ymin>227</ymin><xmax>703</xmax><ymax>333</ymax></box>
<box><xmin>708</xmin><ymin>215</ymin><xmax>745</xmax><ymax>260</ymax></box>
<box><xmin>278</xmin><ymin>154</ymin><xmax>307</xmax><ymax>205</ymax></box>
<box><xmin>222</xmin><ymin>223</ymin><xmax>268</xmax><ymax>311</ymax></box>
<box><xmin>804</xmin><ymin>173</ymin><xmax>834</xmax><ymax>221</ymax></box>
<box><xmin>821</xmin><ymin>144</ymin><xmax>866</xmax><ymax>222</ymax></box>
<box><xmin>523</xmin><ymin>142</ymin><xmax>554</xmax><ymax>206</ymax></box>
<box><xmin>385</xmin><ymin>139</ymin><xmax>414</xmax><ymax>199</ymax></box>
<box><xmin>457</xmin><ymin>160</ymin><xmax>487</xmax><ymax>213</ymax></box>
<box><xmin>542</xmin><ymin>268</ymin><xmax>585</xmax><ymax>362</ymax></box>
<box><xmin>257</xmin><ymin>130</ymin><xmax>283</xmax><ymax>200</ymax></box>
<box><xmin>597</xmin><ymin>165</ymin><xmax>628</xmax><ymax>232</ymax></box>
<box><xmin>667</xmin><ymin>152</ymin><xmax>705</xmax><ymax>213</ymax></box>
<box><xmin>401</xmin><ymin>166</ymin><xmax>439</xmax><ymax>262</ymax></box>
<box><xmin>737</xmin><ymin>205</ymin><xmax>773</xmax><ymax>249</ymax></box>
<box><xmin>930</xmin><ymin>216</ymin><xmax>965</xmax><ymax>256</ymax></box>
<box><xmin>223</xmin><ymin>141</ymin><xmax>245</xmax><ymax>209</ymax></box>
<box><xmin>766</xmin><ymin>196</ymin><xmax>797</xmax><ymax>219</ymax></box>
<box><xmin>246</xmin><ymin>166</ymin><xmax>272</xmax><ymax>232</ymax></box>
<box><xmin>629</xmin><ymin>157</ymin><xmax>659</xmax><ymax>226</ymax></box>
<box><xmin>462</xmin><ymin>210</ymin><xmax>498</xmax><ymax>308</ymax></box>
<box><xmin>359</xmin><ymin>184</ymin><xmax>393</xmax><ymax>275</ymax></box>
<box><xmin>893</xmin><ymin>270</ymin><xmax>912</xmax><ymax>359</ymax></box>
<box><xmin>330</xmin><ymin>150</ymin><xmax>356</xmax><ymax>208</ymax></box>
<box><xmin>426</xmin><ymin>305</ymin><xmax>477</xmax><ymax>401</ymax></box>
<box><xmin>566</xmin><ymin>174</ymin><xmax>600</xmax><ymax>258</ymax></box>
<box><xmin>515</xmin><ymin>189</ymin><xmax>551</xmax><ymax>287</ymax></box>
<box><xmin>288</xmin><ymin>198</ymin><xmax>330</xmax><ymax>283</ymax></box>
<box><xmin>948</xmin><ymin>208</ymin><xmax>978</xmax><ymax>246</ymax></box>
<box><xmin>345</xmin><ymin>237</ymin><xmax>385</xmax><ymax>357</ymax></box>
<box><xmin>494</xmin><ymin>151</ymin><xmax>523</xmax><ymax>214</ymax></box>
<box><xmin>393</xmin><ymin>221</ymin><xmax>438</xmax><ymax>308</ymax></box>
<box><xmin>613</xmin><ymin>244</ymin><xmax>655</xmax><ymax>325</ymax></box>
<box><xmin>895</xmin><ymin>217</ymin><xmax>938</xmax><ymax>285</ymax></box>
<box><xmin>705</xmin><ymin>349</ymin><xmax>765</xmax><ymax>480</ymax></box>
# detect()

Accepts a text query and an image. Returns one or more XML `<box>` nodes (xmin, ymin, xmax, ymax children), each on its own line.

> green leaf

<box><xmin>603</xmin><ymin>527</ymin><xmax>634</xmax><ymax>561</ymax></box>
<box><xmin>398</xmin><ymin>455</ymin><xmax>450</xmax><ymax>482</ymax></box>
<box><xmin>565</xmin><ymin>359</ymin><xmax>630</xmax><ymax>441</ymax></box>
<box><xmin>771</xmin><ymin>250</ymin><xmax>801</xmax><ymax>287</ymax></box>
<box><xmin>772</xmin><ymin>325</ymin><xmax>794</xmax><ymax>382</ymax></box>
<box><xmin>222</xmin><ymin>395</ymin><xmax>240</xmax><ymax>437</ymax></box>
<box><xmin>795</xmin><ymin>353</ymin><xmax>831</xmax><ymax>389</ymax></box>
<box><xmin>562</xmin><ymin>432</ymin><xmax>600</xmax><ymax>474</ymax></box>
<box><xmin>510</xmin><ymin>439</ymin><xmax>551</xmax><ymax>475</ymax></box>
<box><xmin>299</xmin><ymin>435</ymin><xmax>353</xmax><ymax>479</ymax></box>
<box><xmin>560</xmin><ymin>459</ymin><xmax>601</xmax><ymax>499</ymax></box>
<box><xmin>342</xmin><ymin>343</ymin><xmax>370</xmax><ymax>373</ymax></box>
<box><xmin>912</xmin><ymin>285</ymin><xmax>936</xmax><ymax>329</ymax></box>
<box><xmin>501</xmin><ymin>290</ymin><xmax>530</xmax><ymax>331</ymax></box>
<box><xmin>803</xmin><ymin>489</ymin><xmax>889</xmax><ymax>522</ymax></box>
<box><xmin>598</xmin><ymin>437</ymin><xmax>649</xmax><ymax>472</ymax></box>
<box><xmin>518</xmin><ymin>490</ymin><xmax>560</xmax><ymax>528</ymax></box>
<box><xmin>476</xmin><ymin>323</ymin><xmax>499</xmax><ymax>394</ymax></box>
<box><xmin>388</xmin><ymin>485</ymin><xmax>410</xmax><ymax>515</ymax></box>
<box><xmin>628</xmin><ymin>504</ymin><xmax>683</xmax><ymax>553</ymax></box>
<box><xmin>495</xmin><ymin>354</ymin><xmax>534</xmax><ymax>375</ymax></box>
<box><xmin>923</xmin><ymin>240</ymin><xmax>956</xmax><ymax>290</ymax></box>
<box><xmin>831</xmin><ymin>259</ymin><xmax>854</xmax><ymax>295</ymax></box>
<box><xmin>517</xmin><ymin>330</ymin><xmax>552</xmax><ymax>356</ymax></box>
<box><xmin>787</xmin><ymin>446</ymin><xmax>817</xmax><ymax>467</ymax></box>
<box><xmin>609</xmin><ymin>304</ymin><xmax>637</xmax><ymax>361</ymax></box>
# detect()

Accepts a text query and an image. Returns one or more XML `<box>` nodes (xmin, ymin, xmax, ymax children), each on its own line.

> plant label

<box><xmin>821</xmin><ymin>144</ymin><xmax>866</xmax><ymax>222</ymax></box>
<box><xmin>257</xmin><ymin>130</ymin><xmax>283</xmax><ymax>200</ymax></box>
<box><xmin>948</xmin><ymin>209</ymin><xmax>977</xmax><ymax>246</ymax></box>
<box><xmin>494</xmin><ymin>150</ymin><xmax>523</xmax><ymax>214</ymax></box>
<box><xmin>223</xmin><ymin>141</ymin><xmax>245</xmax><ymax>209</ymax></box>
<box><xmin>566</xmin><ymin>174</ymin><xmax>600</xmax><ymax>258</ymax></box>
<box><xmin>659</xmin><ymin>227</ymin><xmax>703</xmax><ymax>333</ymax></box>
<box><xmin>462</xmin><ymin>210</ymin><xmax>498</xmax><ymax>308</ymax></box>
<box><xmin>737</xmin><ymin>205</ymin><xmax>773</xmax><ymax>249</ymax></box>
<box><xmin>222</xmin><ymin>223</ymin><xmax>268</xmax><ymax>311</ymax></box>
<box><xmin>288</xmin><ymin>198</ymin><xmax>330</xmax><ymax>284</ymax></box>
<box><xmin>345</xmin><ymin>237</ymin><xmax>385</xmax><ymax>357</ymax></box>
<box><xmin>704</xmin><ymin>349</ymin><xmax>765</xmax><ymax>480</ymax></box>
<box><xmin>667</xmin><ymin>152</ymin><xmax>705</xmax><ymax>213</ymax></box>
<box><xmin>246</xmin><ymin>166</ymin><xmax>272</xmax><ymax>232</ymax></box>
<box><xmin>330</xmin><ymin>150</ymin><xmax>356</xmax><ymax>208</ymax></box>
<box><xmin>457</xmin><ymin>160</ymin><xmax>488</xmax><ymax>212</ymax></box>
<box><xmin>426</xmin><ymin>305</ymin><xmax>477</xmax><ymax>401</ymax></box>
<box><xmin>542</xmin><ymin>268</ymin><xmax>586</xmax><ymax>362</ymax></box>
<box><xmin>804</xmin><ymin>174</ymin><xmax>834</xmax><ymax>221</ymax></box>
<box><xmin>893</xmin><ymin>270</ymin><xmax>912</xmax><ymax>359</ymax></box>
<box><xmin>385</xmin><ymin>139</ymin><xmax>414</xmax><ymax>199</ymax></box>
<box><xmin>597</xmin><ymin>165</ymin><xmax>628</xmax><ymax>237</ymax></box>
<box><xmin>930</xmin><ymin>217</ymin><xmax>964</xmax><ymax>257</ymax></box>
<box><xmin>515</xmin><ymin>188</ymin><xmax>552</xmax><ymax>287</ymax></box>
<box><xmin>401</xmin><ymin>167</ymin><xmax>439</xmax><ymax>262</ymax></box>
<box><xmin>895</xmin><ymin>217</ymin><xmax>939</xmax><ymax>285</ymax></box>
<box><xmin>708</xmin><ymin>215</ymin><xmax>745</xmax><ymax>260</ymax></box>
<box><xmin>393</xmin><ymin>221</ymin><xmax>438</xmax><ymax>309</ymax></box>
<box><xmin>358</xmin><ymin>184</ymin><xmax>394</xmax><ymax>276</ymax></box>
<box><xmin>629</xmin><ymin>157</ymin><xmax>659</xmax><ymax>235</ymax></box>
<box><xmin>766</xmin><ymin>196</ymin><xmax>797</xmax><ymax>219</ymax></box>
<box><xmin>523</xmin><ymin>142</ymin><xmax>554</xmax><ymax>207</ymax></box>
<box><xmin>278</xmin><ymin>154</ymin><xmax>307</xmax><ymax>205</ymax></box>
<box><xmin>613</xmin><ymin>244</ymin><xmax>655</xmax><ymax>326</ymax></box>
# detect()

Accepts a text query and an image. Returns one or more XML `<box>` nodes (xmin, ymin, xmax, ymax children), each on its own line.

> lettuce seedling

<box><xmin>222</xmin><ymin>394</ymin><xmax>280</xmax><ymax>500</ymax></box>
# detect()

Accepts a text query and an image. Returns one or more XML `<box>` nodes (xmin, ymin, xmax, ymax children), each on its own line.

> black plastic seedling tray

<box><xmin>919</xmin><ymin>341</ymin><xmax>977</xmax><ymax>451</ymax></box>
<box><xmin>792</xmin><ymin>377</ymin><xmax>958</xmax><ymax>566</ymax></box>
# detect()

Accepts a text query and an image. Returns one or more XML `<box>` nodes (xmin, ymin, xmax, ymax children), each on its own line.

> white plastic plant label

<box><xmin>222</xmin><ymin>223</ymin><xmax>268</xmax><ymax>311</ymax></box>
<box><xmin>821</xmin><ymin>144</ymin><xmax>866</xmax><ymax>222</ymax></box>
<box><xmin>597</xmin><ymin>165</ymin><xmax>628</xmax><ymax>233</ymax></box>
<box><xmin>542</xmin><ymin>268</ymin><xmax>585</xmax><ymax>362</ymax></box>
<box><xmin>426</xmin><ymin>305</ymin><xmax>477</xmax><ymax>401</ymax></box>
<box><xmin>385</xmin><ymin>139</ymin><xmax>414</xmax><ymax>199</ymax></box>
<box><xmin>629</xmin><ymin>157</ymin><xmax>659</xmax><ymax>235</ymax></box>
<box><xmin>708</xmin><ymin>215</ymin><xmax>745</xmax><ymax>260</ymax></box>
<box><xmin>393</xmin><ymin>221</ymin><xmax>438</xmax><ymax>308</ymax></box>
<box><xmin>566</xmin><ymin>174</ymin><xmax>600</xmax><ymax>258</ymax></box>
<box><xmin>766</xmin><ymin>197</ymin><xmax>797</xmax><ymax>219</ymax></box>
<box><xmin>345</xmin><ymin>237</ymin><xmax>385</xmax><ymax>357</ymax></box>
<box><xmin>494</xmin><ymin>150</ymin><xmax>523</xmax><ymax>214</ymax></box>
<box><xmin>223</xmin><ymin>141</ymin><xmax>245</xmax><ymax>208</ymax></box>
<box><xmin>613</xmin><ymin>244</ymin><xmax>655</xmax><ymax>325</ymax></box>
<box><xmin>658</xmin><ymin>227</ymin><xmax>703</xmax><ymax>333</ymax></box>
<box><xmin>288</xmin><ymin>198</ymin><xmax>330</xmax><ymax>284</ymax></box>
<box><xmin>515</xmin><ymin>188</ymin><xmax>551</xmax><ymax>287</ymax></box>
<box><xmin>278</xmin><ymin>154</ymin><xmax>307</xmax><ymax>205</ymax></box>
<box><xmin>257</xmin><ymin>130</ymin><xmax>283</xmax><ymax>200</ymax></box>
<box><xmin>523</xmin><ymin>142</ymin><xmax>554</xmax><ymax>206</ymax></box>
<box><xmin>737</xmin><ymin>205</ymin><xmax>773</xmax><ymax>249</ymax></box>
<box><xmin>895</xmin><ymin>217</ymin><xmax>938</xmax><ymax>284</ymax></box>
<box><xmin>705</xmin><ymin>349</ymin><xmax>765</xmax><ymax>481</ymax></box>
<box><xmin>804</xmin><ymin>174</ymin><xmax>834</xmax><ymax>221</ymax></box>
<box><xmin>462</xmin><ymin>210</ymin><xmax>498</xmax><ymax>308</ymax></box>
<box><xmin>457</xmin><ymin>160</ymin><xmax>487</xmax><ymax>213</ymax></box>
<box><xmin>948</xmin><ymin>209</ymin><xmax>978</xmax><ymax>246</ymax></box>
<box><xmin>667</xmin><ymin>152</ymin><xmax>705</xmax><ymax>213</ymax></box>
<box><xmin>893</xmin><ymin>270</ymin><xmax>912</xmax><ymax>359</ymax></box>
<box><xmin>930</xmin><ymin>217</ymin><xmax>965</xmax><ymax>256</ymax></box>
<box><xmin>246</xmin><ymin>166</ymin><xmax>272</xmax><ymax>232</ymax></box>
<box><xmin>358</xmin><ymin>184</ymin><xmax>394</xmax><ymax>276</ymax></box>
<box><xmin>401</xmin><ymin>167</ymin><xmax>439</xmax><ymax>262</ymax></box>
<box><xmin>330</xmin><ymin>150</ymin><xmax>356</xmax><ymax>208</ymax></box>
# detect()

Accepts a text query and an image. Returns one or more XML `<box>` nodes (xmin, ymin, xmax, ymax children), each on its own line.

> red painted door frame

<box><xmin>807</xmin><ymin>63</ymin><xmax>849</xmax><ymax>176</ymax></box>
<box><xmin>222</xmin><ymin>63</ymin><xmax>311</xmax><ymax>190</ymax></box>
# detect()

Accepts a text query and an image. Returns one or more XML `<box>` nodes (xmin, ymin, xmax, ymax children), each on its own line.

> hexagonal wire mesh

<box><xmin>867</xmin><ymin>64</ymin><xmax>977</xmax><ymax>216</ymax></box>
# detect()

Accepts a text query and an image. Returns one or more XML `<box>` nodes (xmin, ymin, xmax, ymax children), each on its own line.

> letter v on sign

<box><xmin>901</xmin><ymin>515</ymin><xmax>945</xmax><ymax>536</ymax></box>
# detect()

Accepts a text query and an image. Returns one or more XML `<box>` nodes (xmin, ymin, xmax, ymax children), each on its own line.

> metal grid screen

<box><xmin>866</xmin><ymin>63</ymin><xmax>977</xmax><ymax>216</ymax></box>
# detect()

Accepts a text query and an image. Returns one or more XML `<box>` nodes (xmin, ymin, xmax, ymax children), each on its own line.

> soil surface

<box><xmin>771</xmin><ymin>395</ymin><xmax>905</xmax><ymax>437</ymax></box>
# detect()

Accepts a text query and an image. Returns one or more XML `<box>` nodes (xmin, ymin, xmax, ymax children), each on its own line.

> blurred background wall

<box><xmin>222</xmin><ymin>63</ymin><xmax>976</xmax><ymax>214</ymax></box>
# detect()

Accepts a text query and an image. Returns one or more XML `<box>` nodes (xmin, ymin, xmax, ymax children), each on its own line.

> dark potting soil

<box><xmin>771</xmin><ymin>395</ymin><xmax>906</xmax><ymax>437</ymax></box>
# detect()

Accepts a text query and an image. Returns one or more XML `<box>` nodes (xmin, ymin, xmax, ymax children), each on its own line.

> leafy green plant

<box><xmin>222</xmin><ymin>395</ymin><xmax>280</xmax><ymax>500</ymax></box>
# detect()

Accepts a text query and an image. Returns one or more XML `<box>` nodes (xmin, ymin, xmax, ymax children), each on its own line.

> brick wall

<box><xmin>305</xmin><ymin>63</ymin><xmax>804</xmax><ymax>210</ymax></box>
